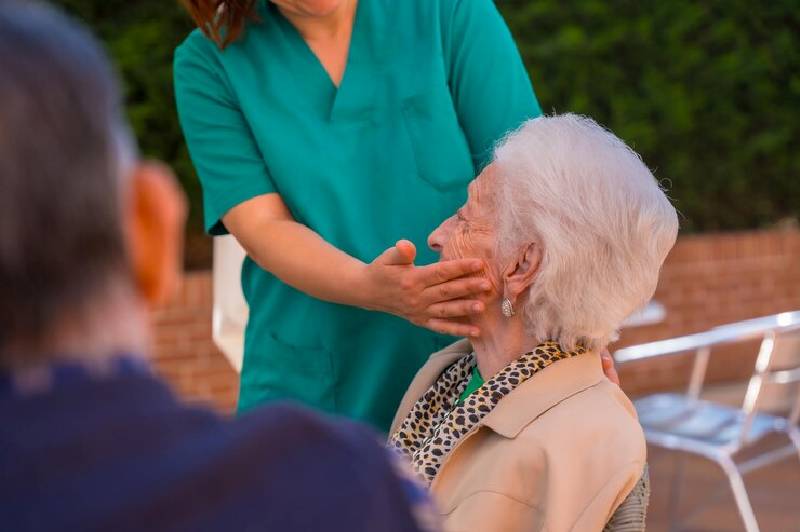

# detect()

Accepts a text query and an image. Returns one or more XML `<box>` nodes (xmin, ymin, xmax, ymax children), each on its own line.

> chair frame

<box><xmin>615</xmin><ymin>311</ymin><xmax>800</xmax><ymax>532</ymax></box>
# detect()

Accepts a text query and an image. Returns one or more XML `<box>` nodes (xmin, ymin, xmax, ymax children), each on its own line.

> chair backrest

<box><xmin>211</xmin><ymin>235</ymin><xmax>248</xmax><ymax>372</ymax></box>
<box><xmin>771</xmin><ymin>332</ymin><xmax>800</xmax><ymax>427</ymax></box>
<box><xmin>614</xmin><ymin>311</ymin><xmax>800</xmax><ymax>445</ymax></box>
<box><xmin>614</xmin><ymin>330</ymin><xmax>726</xmax><ymax>399</ymax></box>
<box><xmin>734</xmin><ymin>322</ymin><xmax>800</xmax><ymax>443</ymax></box>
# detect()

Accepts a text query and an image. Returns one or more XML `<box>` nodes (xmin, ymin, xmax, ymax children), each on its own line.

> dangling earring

<box><xmin>501</xmin><ymin>298</ymin><xmax>515</xmax><ymax>318</ymax></box>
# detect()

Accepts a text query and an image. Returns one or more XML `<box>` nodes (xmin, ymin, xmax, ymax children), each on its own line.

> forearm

<box><xmin>237</xmin><ymin>218</ymin><xmax>370</xmax><ymax>308</ymax></box>
<box><xmin>222</xmin><ymin>193</ymin><xmax>487</xmax><ymax>337</ymax></box>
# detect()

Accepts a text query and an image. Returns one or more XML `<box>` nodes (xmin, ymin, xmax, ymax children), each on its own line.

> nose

<box><xmin>428</xmin><ymin>217</ymin><xmax>450</xmax><ymax>253</ymax></box>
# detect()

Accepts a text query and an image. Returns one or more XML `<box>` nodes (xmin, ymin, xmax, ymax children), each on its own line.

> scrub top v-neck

<box><xmin>174</xmin><ymin>0</ymin><xmax>541</xmax><ymax>431</ymax></box>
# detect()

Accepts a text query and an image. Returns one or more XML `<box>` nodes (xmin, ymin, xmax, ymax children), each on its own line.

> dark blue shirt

<box><xmin>0</xmin><ymin>356</ymin><xmax>432</xmax><ymax>531</ymax></box>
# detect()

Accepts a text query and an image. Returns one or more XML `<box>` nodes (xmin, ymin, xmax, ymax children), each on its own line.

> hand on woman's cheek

<box><xmin>431</xmin><ymin>170</ymin><xmax>503</xmax><ymax>308</ymax></box>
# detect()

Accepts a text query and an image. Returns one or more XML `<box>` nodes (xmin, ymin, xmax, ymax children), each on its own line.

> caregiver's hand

<box><xmin>600</xmin><ymin>348</ymin><xmax>620</xmax><ymax>385</ymax></box>
<box><xmin>363</xmin><ymin>240</ymin><xmax>489</xmax><ymax>338</ymax></box>
<box><xmin>225</xmin><ymin>194</ymin><xmax>487</xmax><ymax>336</ymax></box>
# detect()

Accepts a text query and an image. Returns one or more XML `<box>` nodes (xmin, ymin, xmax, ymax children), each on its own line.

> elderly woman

<box><xmin>389</xmin><ymin>114</ymin><xmax>678</xmax><ymax>531</ymax></box>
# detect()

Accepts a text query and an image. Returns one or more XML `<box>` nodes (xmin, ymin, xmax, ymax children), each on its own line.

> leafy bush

<box><xmin>499</xmin><ymin>0</ymin><xmax>799</xmax><ymax>232</ymax></box>
<box><xmin>55</xmin><ymin>0</ymin><xmax>799</xmax><ymax>267</ymax></box>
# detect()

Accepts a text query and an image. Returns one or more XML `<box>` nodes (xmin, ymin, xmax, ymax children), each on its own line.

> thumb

<box><xmin>377</xmin><ymin>240</ymin><xmax>417</xmax><ymax>266</ymax></box>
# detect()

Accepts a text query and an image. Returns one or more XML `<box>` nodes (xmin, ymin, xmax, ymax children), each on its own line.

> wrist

<box><xmin>343</xmin><ymin>259</ymin><xmax>375</xmax><ymax>310</ymax></box>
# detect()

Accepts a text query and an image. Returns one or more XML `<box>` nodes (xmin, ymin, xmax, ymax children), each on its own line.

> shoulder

<box><xmin>480</xmin><ymin>383</ymin><xmax>644</xmax><ymax>528</ymax></box>
<box><xmin>173</xmin><ymin>28</ymin><xmax>239</xmax><ymax>104</ymax></box>
<box><xmin>173</xmin><ymin>28</ymin><xmax>228</xmax><ymax>95</ymax></box>
<box><xmin>173</xmin><ymin>11</ymin><xmax>278</xmax><ymax>96</ymax></box>
<box><xmin>379</xmin><ymin>0</ymin><xmax>500</xmax><ymax>34</ymax></box>
<box><xmin>174</xmin><ymin>28</ymin><xmax>217</xmax><ymax>68</ymax></box>
<box><xmin>507</xmin><ymin>380</ymin><xmax>646</xmax><ymax>511</ymax></box>
<box><xmin>234</xmin><ymin>402</ymin><xmax>384</xmax><ymax>463</ymax></box>
<box><xmin>175</xmin><ymin>4</ymin><xmax>272</xmax><ymax>64</ymax></box>
<box><xmin>520</xmin><ymin>380</ymin><xmax>645</xmax><ymax>461</ymax></box>
<box><xmin>233</xmin><ymin>402</ymin><xmax>420</xmax><ymax>496</ymax></box>
<box><xmin>490</xmin><ymin>378</ymin><xmax>645</xmax><ymax>486</ymax></box>
<box><xmin>437</xmin><ymin>0</ymin><xmax>505</xmax><ymax>31</ymax></box>
<box><xmin>433</xmin><ymin>0</ymin><xmax>500</xmax><ymax>19</ymax></box>
<box><xmin>212</xmin><ymin>403</ymin><xmax>424</xmax><ymax>529</ymax></box>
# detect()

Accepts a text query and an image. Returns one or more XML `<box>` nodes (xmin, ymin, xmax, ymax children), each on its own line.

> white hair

<box><xmin>493</xmin><ymin>114</ymin><xmax>679</xmax><ymax>351</ymax></box>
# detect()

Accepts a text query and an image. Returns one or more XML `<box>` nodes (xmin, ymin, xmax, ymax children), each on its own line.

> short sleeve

<box><xmin>173</xmin><ymin>35</ymin><xmax>276</xmax><ymax>235</ymax></box>
<box><xmin>443</xmin><ymin>0</ymin><xmax>542</xmax><ymax>170</ymax></box>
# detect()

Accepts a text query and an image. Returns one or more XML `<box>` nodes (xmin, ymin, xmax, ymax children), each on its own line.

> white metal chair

<box><xmin>615</xmin><ymin>311</ymin><xmax>800</xmax><ymax>532</ymax></box>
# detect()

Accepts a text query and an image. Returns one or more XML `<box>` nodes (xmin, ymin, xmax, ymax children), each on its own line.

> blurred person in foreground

<box><xmin>0</xmin><ymin>3</ymin><xmax>433</xmax><ymax>531</ymax></box>
<box><xmin>390</xmin><ymin>115</ymin><xmax>679</xmax><ymax>531</ymax></box>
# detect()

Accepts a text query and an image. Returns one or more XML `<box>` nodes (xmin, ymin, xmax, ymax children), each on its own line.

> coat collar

<box><xmin>389</xmin><ymin>339</ymin><xmax>471</xmax><ymax>436</ymax></box>
<box><xmin>389</xmin><ymin>340</ymin><xmax>606</xmax><ymax>439</ymax></box>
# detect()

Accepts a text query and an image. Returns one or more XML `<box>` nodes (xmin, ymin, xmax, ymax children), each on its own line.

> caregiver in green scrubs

<box><xmin>174</xmin><ymin>0</ymin><xmax>541</xmax><ymax>431</ymax></box>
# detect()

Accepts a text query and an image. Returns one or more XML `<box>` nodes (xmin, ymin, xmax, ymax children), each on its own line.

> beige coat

<box><xmin>390</xmin><ymin>340</ymin><xmax>646</xmax><ymax>532</ymax></box>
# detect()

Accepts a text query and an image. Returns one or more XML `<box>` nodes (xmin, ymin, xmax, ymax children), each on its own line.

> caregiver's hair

<box><xmin>493</xmin><ymin>114</ymin><xmax>678</xmax><ymax>351</ymax></box>
<box><xmin>0</xmin><ymin>1</ymin><xmax>135</xmax><ymax>364</ymax></box>
<box><xmin>180</xmin><ymin>0</ymin><xmax>258</xmax><ymax>49</ymax></box>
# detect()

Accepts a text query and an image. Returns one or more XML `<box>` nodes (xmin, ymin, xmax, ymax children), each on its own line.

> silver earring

<box><xmin>501</xmin><ymin>298</ymin><xmax>515</xmax><ymax>318</ymax></box>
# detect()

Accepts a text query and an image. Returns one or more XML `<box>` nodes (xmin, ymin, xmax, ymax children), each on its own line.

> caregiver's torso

<box><xmin>176</xmin><ymin>0</ymin><xmax>539</xmax><ymax>430</ymax></box>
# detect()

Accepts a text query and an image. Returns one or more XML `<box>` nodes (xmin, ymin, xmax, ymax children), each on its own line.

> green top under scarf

<box><xmin>390</xmin><ymin>341</ymin><xmax>586</xmax><ymax>486</ymax></box>
<box><xmin>457</xmin><ymin>364</ymin><xmax>484</xmax><ymax>406</ymax></box>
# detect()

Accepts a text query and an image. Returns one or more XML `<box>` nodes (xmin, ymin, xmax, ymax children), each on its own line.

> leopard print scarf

<box><xmin>390</xmin><ymin>341</ymin><xmax>585</xmax><ymax>486</ymax></box>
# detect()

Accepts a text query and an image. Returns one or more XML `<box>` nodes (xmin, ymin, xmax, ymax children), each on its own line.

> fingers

<box><xmin>395</xmin><ymin>240</ymin><xmax>416</xmax><ymax>263</ymax></box>
<box><xmin>378</xmin><ymin>240</ymin><xmax>417</xmax><ymax>266</ymax></box>
<box><xmin>416</xmin><ymin>258</ymin><xmax>484</xmax><ymax>286</ymax></box>
<box><xmin>426</xmin><ymin>300</ymin><xmax>485</xmax><ymax>320</ymax></box>
<box><xmin>422</xmin><ymin>276</ymin><xmax>491</xmax><ymax>306</ymax></box>
<box><xmin>425</xmin><ymin>318</ymin><xmax>480</xmax><ymax>338</ymax></box>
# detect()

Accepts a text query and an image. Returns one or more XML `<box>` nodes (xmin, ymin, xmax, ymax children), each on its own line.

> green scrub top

<box><xmin>174</xmin><ymin>0</ymin><xmax>541</xmax><ymax>431</ymax></box>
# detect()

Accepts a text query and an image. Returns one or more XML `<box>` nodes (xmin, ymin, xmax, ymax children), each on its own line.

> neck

<box><xmin>471</xmin><ymin>309</ymin><xmax>542</xmax><ymax>378</ymax></box>
<box><xmin>4</xmin><ymin>282</ymin><xmax>150</xmax><ymax>369</ymax></box>
<box><xmin>278</xmin><ymin>0</ymin><xmax>357</xmax><ymax>42</ymax></box>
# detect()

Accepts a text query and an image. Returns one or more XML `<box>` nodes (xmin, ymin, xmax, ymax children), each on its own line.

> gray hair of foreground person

<box><xmin>0</xmin><ymin>2</ymin><xmax>141</xmax><ymax>367</ymax></box>
<box><xmin>492</xmin><ymin>114</ymin><xmax>679</xmax><ymax>351</ymax></box>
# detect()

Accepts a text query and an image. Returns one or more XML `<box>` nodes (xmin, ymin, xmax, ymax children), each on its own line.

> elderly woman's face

<box><xmin>428</xmin><ymin>165</ymin><xmax>499</xmax><ymax>284</ymax></box>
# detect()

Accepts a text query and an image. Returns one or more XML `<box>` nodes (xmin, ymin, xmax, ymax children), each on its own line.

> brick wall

<box><xmin>150</xmin><ymin>229</ymin><xmax>800</xmax><ymax>412</ymax></box>
<box><xmin>150</xmin><ymin>273</ymin><xmax>239</xmax><ymax>412</ymax></box>
<box><xmin>615</xmin><ymin>229</ymin><xmax>800</xmax><ymax>395</ymax></box>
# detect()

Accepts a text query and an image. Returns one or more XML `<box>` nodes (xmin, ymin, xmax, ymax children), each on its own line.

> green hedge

<box><xmin>56</xmin><ymin>0</ymin><xmax>799</xmax><ymax>267</ymax></box>
<box><xmin>499</xmin><ymin>0</ymin><xmax>800</xmax><ymax>233</ymax></box>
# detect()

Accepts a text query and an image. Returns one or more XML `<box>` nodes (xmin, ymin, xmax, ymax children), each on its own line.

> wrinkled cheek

<box><xmin>444</xmin><ymin>232</ymin><xmax>471</xmax><ymax>261</ymax></box>
<box><xmin>447</xmin><ymin>234</ymin><xmax>493</xmax><ymax>276</ymax></box>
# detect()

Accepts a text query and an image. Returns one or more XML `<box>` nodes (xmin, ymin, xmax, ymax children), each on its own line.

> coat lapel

<box><xmin>391</xmin><ymin>341</ymin><xmax>607</xmax><ymax>438</ymax></box>
<box><xmin>388</xmin><ymin>339</ymin><xmax>472</xmax><ymax>435</ymax></box>
<box><xmin>479</xmin><ymin>351</ymin><xmax>606</xmax><ymax>438</ymax></box>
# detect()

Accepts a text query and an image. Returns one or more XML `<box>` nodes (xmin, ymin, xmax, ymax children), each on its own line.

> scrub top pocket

<box><xmin>239</xmin><ymin>331</ymin><xmax>337</xmax><ymax>414</ymax></box>
<box><xmin>401</xmin><ymin>90</ymin><xmax>474</xmax><ymax>193</ymax></box>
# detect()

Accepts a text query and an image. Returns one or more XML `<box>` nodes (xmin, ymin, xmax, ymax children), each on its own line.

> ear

<box><xmin>503</xmin><ymin>242</ymin><xmax>542</xmax><ymax>304</ymax></box>
<box><xmin>124</xmin><ymin>162</ymin><xmax>187</xmax><ymax>307</ymax></box>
